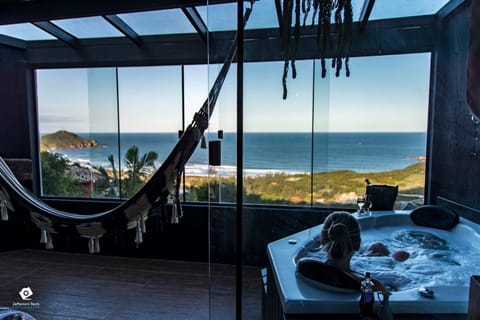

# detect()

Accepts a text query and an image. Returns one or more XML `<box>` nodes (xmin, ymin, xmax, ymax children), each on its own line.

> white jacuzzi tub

<box><xmin>267</xmin><ymin>210</ymin><xmax>480</xmax><ymax>315</ymax></box>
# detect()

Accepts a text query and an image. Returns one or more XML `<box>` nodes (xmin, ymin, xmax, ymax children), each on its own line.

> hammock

<box><xmin>0</xmin><ymin>6</ymin><xmax>252</xmax><ymax>253</ymax></box>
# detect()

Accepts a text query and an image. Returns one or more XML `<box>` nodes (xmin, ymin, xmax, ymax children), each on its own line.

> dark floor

<box><xmin>0</xmin><ymin>250</ymin><xmax>262</xmax><ymax>320</ymax></box>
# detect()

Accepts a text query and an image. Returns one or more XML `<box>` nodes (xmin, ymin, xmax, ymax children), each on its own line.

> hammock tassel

<box><xmin>140</xmin><ymin>216</ymin><xmax>147</xmax><ymax>234</ymax></box>
<box><xmin>177</xmin><ymin>199</ymin><xmax>183</xmax><ymax>219</ymax></box>
<box><xmin>40</xmin><ymin>229</ymin><xmax>48</xmax><ymax>244</ymax></box>
<box><xmin>88</xmin><ymin>237</ymin><xmax>95</xmax><ymax>254</ymax></box>
<box><xmin>135</xmin><ymin>222</ymin><xmax>143</xmax><ymax>245</ymax></box>
<box><xmin>170</xmin><ymin>175</ymin><xmax>182</xmax><ymax>224</ymax></box>
<box><xmin>1</xmin><ymin>200</ymin><xmax>8</xmax><ymax>221</ymax></box>
<box><xmin>45</xmin><ymin>233</ymin><xmax>54</xmax><ymax>250</ymax></box>
<box><xmin>170</xmin><ymin>199</ymin><xmax>182</xmax><ymax>224</ymax></box>
<box><xmin>94</xmin><ymin>236</ymin><xmax>100</xmax><ymax>253</ymax></box>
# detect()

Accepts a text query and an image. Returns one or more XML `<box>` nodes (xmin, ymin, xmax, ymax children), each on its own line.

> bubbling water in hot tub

<box><xmin>308</xmin><ymin>225</ymin><xmax>480</xmax><ymax>292</ymax></box>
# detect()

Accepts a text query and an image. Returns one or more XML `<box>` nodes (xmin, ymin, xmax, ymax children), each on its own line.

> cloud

<box><xmin>38</xmin><ymin>113</ymin><xmax>83</xmax><ymax>124</ymax></box>
<box><xmin>38</xmin><ymin>112</ymin><xmax>88</xmax><ymax>133</ymax></box>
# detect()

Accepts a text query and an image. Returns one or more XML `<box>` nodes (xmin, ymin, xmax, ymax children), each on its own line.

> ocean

<box><xmin>49</xmin><ymin>132</ymin><xmax>427</xmax><ymax>176</ymax></box>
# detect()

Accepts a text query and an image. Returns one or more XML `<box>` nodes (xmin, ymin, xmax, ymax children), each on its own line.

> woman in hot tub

<box><xmin>319</xmin><ymin>211</ymin><xmax>389</xmax><ymax>292</ymax></box>
<box><xmin>297</xmin><ymin>211</ymin><xmax>394</xmax><ymax>318</ymax></box>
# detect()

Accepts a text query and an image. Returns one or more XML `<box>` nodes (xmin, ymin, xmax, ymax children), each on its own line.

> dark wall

<box><xmin>211</xmin><ymin>205</ymin><xmax>332</xmax><ymax>266</ymax></box>
<box><xmin>429</xmin><ymin>1</ymin><xmax>480</xmax><ymax>214</ymax></box>
<box><xmin>0</xmin><ymin>204</ymin><xmax>33</xmax><ymax>251</ymax></box>
<box><xmin>0</xmin><ymin>47</ymin><xmax>33</xmax><ymax>251</ymax></box>
<box><xmin>0</xmin><ymin>46</ymin><xmax>31</xmax><ymax>159</ymax></box>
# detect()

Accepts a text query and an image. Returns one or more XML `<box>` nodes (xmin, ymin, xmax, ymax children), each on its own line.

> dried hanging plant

<box><xmin>280</xmin><ymin>0</ymin><xmax>353</xmax><ymax>99</ymax></box>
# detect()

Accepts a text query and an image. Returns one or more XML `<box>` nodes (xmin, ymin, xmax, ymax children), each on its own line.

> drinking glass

<box><xmin>356</xmin><ymin>196</ymin><xmax>366</xmax><ymax>214</ymax></box>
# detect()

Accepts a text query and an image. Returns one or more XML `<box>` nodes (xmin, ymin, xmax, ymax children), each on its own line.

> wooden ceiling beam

<box><xmin>103</xmin><ymin>15</ymin><xmax>142</xmax><ymax>46</ymax></box>
<box><xmin>0</xmin><ymin>34</ymin><xmax>27</xmax><ymax>50</ymax></box>
<box><xmin>31</xmin><ymin>21</ymin><xmax>78</xmax><ymax>47</ymax></box>
<box><xmin>25</xmin><ymin>15</ymin><xmax>436</xmax><ymax>67</ymax></box>
<box><xmin>182</xmin><ymin>6</ymin><xmax>208</xmax><ymax>44</ymax></box>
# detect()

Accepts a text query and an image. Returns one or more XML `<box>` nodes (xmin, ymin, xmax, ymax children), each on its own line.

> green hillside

<box><xmin>40</xmin><ymin>130</ymin><xmax>100</xmax><ymax>152</ymax></box>
<box><xmin>185</xmin><ymin>161</ymin><xmax>426</xmax><ymax>207</ymax></box>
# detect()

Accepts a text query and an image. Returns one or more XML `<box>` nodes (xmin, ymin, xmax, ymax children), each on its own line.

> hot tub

<box><xmin>266</xmin><ymin>210</ymin><xmax>480</xmax><ymax>318</ymax></box>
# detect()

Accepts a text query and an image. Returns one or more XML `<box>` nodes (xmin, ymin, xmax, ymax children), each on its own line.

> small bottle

<box><xmin>359</xmin><ymin>272</ymin><xmax>375</xmax><ymax>318</ymax></box>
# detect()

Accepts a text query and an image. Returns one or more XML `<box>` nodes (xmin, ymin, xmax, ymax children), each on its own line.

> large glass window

<box><xmin>36</xmin><ymin>66</ymin><xmax>183</xmax><ymax>199</ymax></box>
<box><xmin>35</xmin><ymin>53</ymin><xmax>430</xmax><ymax>208</ymax></box>
<box><xmin>240</xmin><ymin>53</ymin><xmax>430</xmax><ymax>209</ymax></box>
<box><xmin>37</xmin><ymin>68</ymin><xmax>119</xmax><ymax>198</ymax></box>
<box><xmin>243</xmin><ymin>60</ymin><xmax>314</xmax><ymax>205</ymax></box>
<box><xmin>314</xmin><ymin>53</ymin><xmax>430</xmax><ymax>209</ymax></box>
<box><xmin>182</xmin><ymin>63</ymin><xmax>237</xmax><ymax>203</ymax></box>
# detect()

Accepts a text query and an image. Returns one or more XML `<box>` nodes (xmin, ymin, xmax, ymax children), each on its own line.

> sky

<box><xmin>36</xmin><ymin>52</ymin><xmax>431</xmax><ymax>134</ymax></box>
<box><xmin>30</xmin><ymin>0</ymin><xmax>439</xmax><ymax>134</ymax></box>
<box><xmin>0</xmin><ymin>0</ymin><xmax>450</xmax><ymax>40</ymax></box>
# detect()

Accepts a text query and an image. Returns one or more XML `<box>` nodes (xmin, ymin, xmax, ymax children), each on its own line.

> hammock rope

<box><xmin>0</xmin><ymin>4</ymin><xmax>253</xmax><ymax>252</ymax></box>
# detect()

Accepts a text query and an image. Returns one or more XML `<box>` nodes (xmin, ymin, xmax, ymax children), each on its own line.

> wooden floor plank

<box><xmin>0</xmin><ymin>250</ymin><xmax>262</xmax><ymax>319</ymax></box>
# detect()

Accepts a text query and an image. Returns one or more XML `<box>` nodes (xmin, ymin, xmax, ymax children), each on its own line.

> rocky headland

<box><xmin>40</xmin><ymin>130</ymin><xmax>101</xmax><ymax>152</ymax></box>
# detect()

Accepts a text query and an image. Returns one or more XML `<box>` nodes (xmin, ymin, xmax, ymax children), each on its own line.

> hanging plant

<box><xmin>279</xmin><ymin>0</ymin><xmax>353</xmax><ymax>99</ymax></box>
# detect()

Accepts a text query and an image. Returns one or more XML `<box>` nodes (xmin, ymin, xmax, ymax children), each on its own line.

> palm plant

<box><xmin>97</xmin><ymin>146</ymin><xmax>158</xmax><ymax>198</ymax></box>
<box><xmin>96</xmin><ymin>154</ymin><xmax>120</xmax><ymax>197</ymax></box>
<box><xmin>122</xmin><ymin>145</ymin><xmax>158</xmax><ymax>197</ymax></box>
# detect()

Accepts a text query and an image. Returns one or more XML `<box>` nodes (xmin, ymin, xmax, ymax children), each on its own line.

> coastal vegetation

<box><xmin>184</xmin><ymin>161</ymin><xmax>425</xmax><ymax>208</ymax></box>
<box><xmin>40</xmin><ymin>151</ymin><xmax>88</xmax><ymax>197</ymax></box>
<box><xmin>41</xmin><ymin>146</ymin><xmax>424</xmax><ymax>207</ymax></box>
<box><xmin>38</xmin><ymin>130</ymin><xmax>425</xmax><ymax>207</ymax></box>
<box><xmin>40</xmin><ymin>146</ymin><xmax>158</xmax><ymax>199</ymax></box>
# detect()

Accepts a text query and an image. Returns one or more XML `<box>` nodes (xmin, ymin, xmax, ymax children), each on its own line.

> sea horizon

<box><xmin>41</xmin><ymin>130</ymin><xmax>427</xmax><ymax>134</ymax></box>
<box><xmin>42</xmin><ymin>131</ymin><xmax>427</xmax><ymax>176</ymax></box>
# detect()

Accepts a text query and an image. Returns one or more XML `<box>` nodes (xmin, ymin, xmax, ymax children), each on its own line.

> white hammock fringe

<box><xmin>135</xmin><ymin>222</ymin><xmax>143</xmax><ymax>245</ymax></box>
<box><xmin>1</xmin><ymin>200</ymin><xmax>8</xmax><ymax>221</ymax></box>
<box><xmin>140</xmin><ymin>216</ymin><xmax>146</xmax><ymax>233</ymax></box>
<box><xmin>178</xmin><ymin>200</ymin><xmax>184</xmax><ymax>219</ymax></box>
<box><xmin>40</xmin><ymin>229</ymin><xmax>48</xmax><ymax>244</ymax></box>
<box><xmin>45</xmin><ymin>232</ymin><xmax>54</xmax><ymax>249</ymax></box>
<box><xmin>171</xmin><ymin>204</ymin><xmax>178</xmax><ymax>224</ymax></box>
<box><xmin>88</xmin><ymin>237</ymin><xmax>95</xmax><ymax>254</ymax></box>
<box><xmin>94</xmin><ymin>237</ymin><xmax>100</xmax><ymax>253</ymax></box>
<box><xmin>171</xmin><ymin>199</ymin><xmax>182</xmax><ymax>224</ymax></box>
<box><xmin>86</xmin><ymin>236</ymin><xmax>102</xmax><ymax>254</ymax></box>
